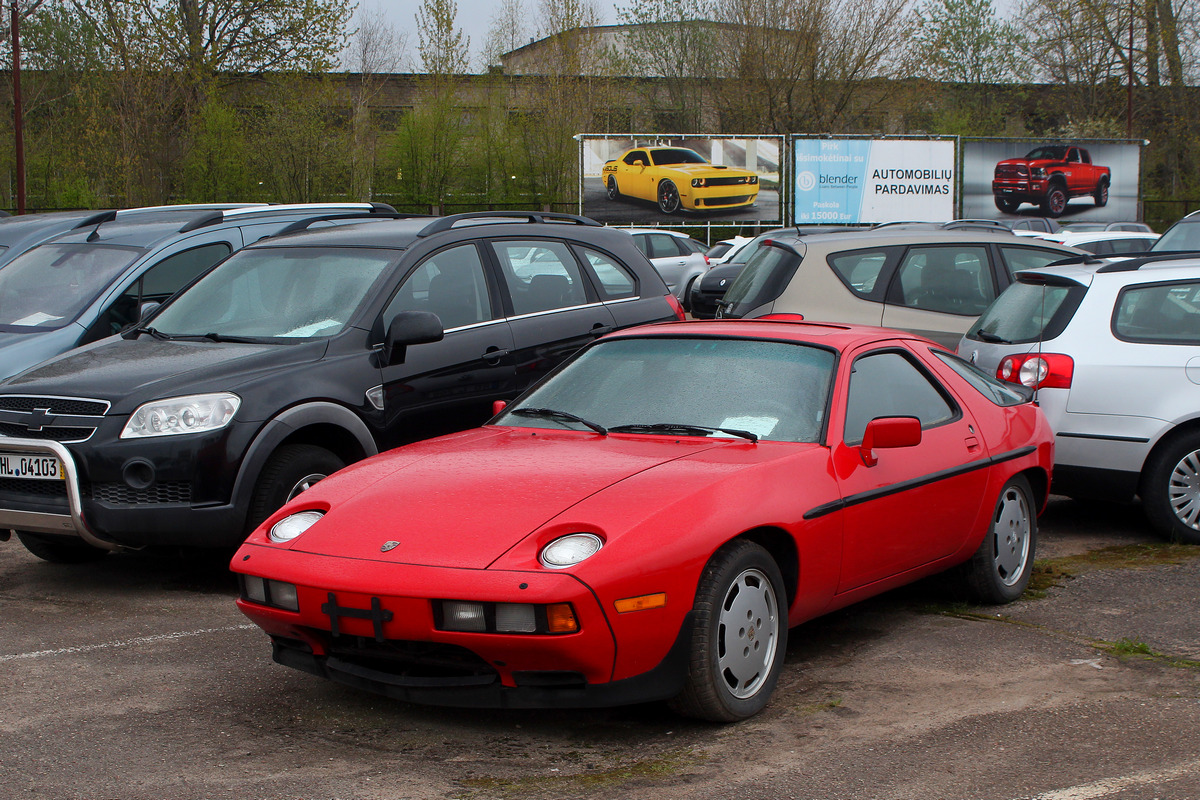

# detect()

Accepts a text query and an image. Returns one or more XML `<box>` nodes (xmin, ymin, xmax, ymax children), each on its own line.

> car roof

<box><xmin>1016</xmin><ymin>253</ymin><xmax>1200</xmax><ymax>286</ymax></box>
<box><xmin>606</xmin><ymin>317</ymin><xmax>937</xmax><ymax>350</ymax></box>
<box><xmin>766</xmin><ymin>228</ymin><xmax>1082</xmax><ymax>251</ymax></box>
<box><xmin>1042</xmin><ymin>231</ymin><xmax>1160</xmax><ymax>245</ymax></box>
<box><xmin>622</xmin><ymin>227</ymin><xmax>692</xmax><ymax>237</ymax></box>
<box><xmin>42</xmin><ymin>203</ymin><xmax>394</xmax><ymax>249</ymax></box>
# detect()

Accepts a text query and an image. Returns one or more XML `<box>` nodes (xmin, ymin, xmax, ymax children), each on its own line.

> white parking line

<box><xmin>0</xmin><ymin>625</ymin><xmax>257</xmax><ymax>662</ymax></box>
<box><xmin>1029</xmin><ymin>756</ymin><xmax>1200</xmax><ymax>799</ymax></box>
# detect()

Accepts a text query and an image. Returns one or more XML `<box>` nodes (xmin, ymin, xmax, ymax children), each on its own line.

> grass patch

<box><xmin>1028</xmin><ymin>543</ymin><xmax>1200</xmax><ymax>597</ymax></box>
<box><xmin>1095</xmin><ymin>637</ymin><xmax>1200</xmax><ymax>670</ymax></box>
<box><xmin>459</xmin><ymin>749</ymin><xmax>703</xmax><ymax>796</ymax></box>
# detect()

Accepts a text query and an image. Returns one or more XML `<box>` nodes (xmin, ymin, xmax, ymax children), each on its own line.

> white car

<box><xmin>958</xmin><ymin>254</ymin><xmax>1200</xmax><ymax>544</ymax></box>
<box><xmin>1027</xmin><ymin>229</ymin><xmax>1160</xmax><ymax>256</ymax></box>
<box><xmin>622</xmin><ymin>228</ymin><xmax>710</xmax><ymax>307</ymax></box>
<box><xmin>705</xmin><ymin>236</ymin><xmax>754</xmax><ymax>265</ymax></box>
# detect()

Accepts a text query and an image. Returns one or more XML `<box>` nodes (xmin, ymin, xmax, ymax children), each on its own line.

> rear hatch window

<box><xmin>721</xmin><ymin>243</ymin><xmax>802</xmax><ymax>317</ymax></box>
<box><xmin>966</xmin><ymin>276</ymin><xmax>1086</xmax><ymax>345</ymax></box>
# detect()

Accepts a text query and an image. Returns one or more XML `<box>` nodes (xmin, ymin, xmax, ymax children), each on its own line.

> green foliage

<box><xmin>179</xmin><ymin>97</ymin><xmax>256</xmax><ymax>202</ymax></box>
<box><xmin>910</xmin><ymin>0</ymin><xmax>1028</xmax><ymax>83</ymax></box>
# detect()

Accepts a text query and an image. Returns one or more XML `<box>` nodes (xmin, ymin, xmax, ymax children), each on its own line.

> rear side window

<box><xmin>492</xmin><ymin>240</ymin><xmax>590</xmax><ymax>315</ymax></box>
<box><xmin>829</xmin><ymin>249</ymin><xmax>889</xmax><ymax>297</ymax></box>
<box><xmin>931</xmin><ymin>350</ymin><xmax>1031</xmax><ymax>406</ymax></box>
<box><xmin>967</xmin><ymin>279</ymin><xmax>1086</xmax><ymax>344</ymax></box>
<box><xmin>1113</xmin><ymin>280</ymin><xmax>1200</xmax><ymax>344</ymax></box>
<box><xmin>893</xmin><ymin>246</ymin><xmax>994</xmax><ymax>316</ymax></box>
<box><xmin>580</xmin><ymin>247</ymin><xmax>636</xmax><ymax>299</ymax></box>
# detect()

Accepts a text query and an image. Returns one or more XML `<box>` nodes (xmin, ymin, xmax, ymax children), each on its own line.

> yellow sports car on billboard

<box><xmin>602</xmin><ymin>146</ymin><xmax>760</xmax><ymax>214</ymax></box>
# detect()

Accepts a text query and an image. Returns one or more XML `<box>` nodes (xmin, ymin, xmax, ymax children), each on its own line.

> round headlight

<box><xmin>540</xmin><ymin>533</ymin><xmax>603</xmax><ymax>569</ymax></box>
<box><xmin>269</xmin><ymin>510</ymin><xmax>325</xmax><ymax>543</ymax></box>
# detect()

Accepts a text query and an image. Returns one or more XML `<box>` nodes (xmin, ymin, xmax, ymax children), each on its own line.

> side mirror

<box><xmin>859</xmin><ymin>416</ymin><xmax>921</xmax><ymax>467</ymax></box>
<box><xmin>383</xmin><ymin>311</ymin><xmax>444</xmax><ymax>366</ymax></box>
<box><xmin>138</xmin><ymin>301</ymin><xmax>160</xmax><ymax>322</ymax></box>
<box><xmin>492</xmin><ymin>400</ymin><xmax>508</xmax><ymax>416</ymax></box>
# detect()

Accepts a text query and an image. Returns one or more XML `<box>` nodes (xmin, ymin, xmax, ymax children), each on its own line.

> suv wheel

<box><xmin>994</xmin><ymin>196</ymin><xmax>1020</xmax><ymax>214</ymax></box>
<box><xmin>1093</xmin><ymin>179</ymin><xmax>1109</xmax><ymax>207</ymax></box>
<box><xmin>16</xmin><ymin>532</ymin><xmax>108</xmax><ymax>563</ymax></box>
<box><xmin>247</xmin><ymin>444</ymin><xmax>345</xmax><ymax>533</ymax></box>
<box><xmin>1142</xmin><ymin>430</ymin><xmax>1200</xmax><ymax>545</ymax></box>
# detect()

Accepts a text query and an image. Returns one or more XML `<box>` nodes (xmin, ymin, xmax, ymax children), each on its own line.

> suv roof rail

<box><xmin>1094</xmin><ymin>251</ymin><xmax>1200</xmax><ymax>273</ymax></box>
<box><xmin>417</xmin><ymin>211</ymin><xmax>602</xmax><ymax>238</ymax></box>
<box><xmin>269</xmin><ymin>212</ymin><xmax>433</xmax><ymax>238</ymax></box>
<box><xmin>177</xmin><ymin>202</ymin><xmax>397</xmax><ymax>234</ymax></box>
<box><xmin>116</xmin><ymin>203</ymin><xmax>267</xmax><ymax>216</ymax></box>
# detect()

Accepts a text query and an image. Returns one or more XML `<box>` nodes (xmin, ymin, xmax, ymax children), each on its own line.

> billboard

<box><xmin>792</xmin><ymin>137</ymin><xmax>956</xmax><ymax>225</ymax></box>
<box><xmin>578</xmin><ymin>135</ymin><xmax>783</xmax><ymax>224</ymax></box>
<box><xmin>961</xmin><ymin>138</ymin><xmax>1142</xmax><ymax>223</ymax></box>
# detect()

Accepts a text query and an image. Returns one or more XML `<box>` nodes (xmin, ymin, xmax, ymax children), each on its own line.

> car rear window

<box><xmin>1113</xmin><ymin>280</ymin><xmax>1200</xmax><ymax>344</ymax></box>
<box><xmin>829</xmin><ymin>249</ymin><xmax>890</xmax><ymax>297</ymax></box>
<box><xmin>931</xmin><ymin>350</ymin><xmax>1031</xmax><ymax>406</ymax></box>
<box><xmin>966</xmin><ymin>278</ymin><xmax>1086</xmax><ymax>344</ymax></box>
<box><xmin>721</xmin><ymin>244</ymin><xmax>802</xmax><ymax>317</ymax></box>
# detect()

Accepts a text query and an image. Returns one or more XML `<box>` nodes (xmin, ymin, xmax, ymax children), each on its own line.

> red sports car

<box><xmin>232</xmin><ymin>319</ymin><xmax>1053</xmax><ymax>721</ymax></box>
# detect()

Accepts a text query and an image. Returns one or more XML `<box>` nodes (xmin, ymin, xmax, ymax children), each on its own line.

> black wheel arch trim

<box><xmin>229</xmin><ymin>402</ymin><xmax>379</xmax><ymax>515</ymax></box>
<box><xmin>803</xmin><ymin>445</ymin><xmax>1038</xmax><ymax>520</ymax></box>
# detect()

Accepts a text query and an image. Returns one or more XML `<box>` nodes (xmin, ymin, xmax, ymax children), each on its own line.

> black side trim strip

<box><xmin>1057</xmin><ymin>432</ymin><xmax>1149</xmax><ymax>444</ymax></box>
<box><xmin>804</xmin><ymin>445</ymin><xmax>1038</xmax><ymax>520</ymax></box>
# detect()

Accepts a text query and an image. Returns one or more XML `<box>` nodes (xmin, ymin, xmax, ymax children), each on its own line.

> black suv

<box><xmin>0</xmin><ymin>212</ymin><xmax>682</xmax><ymax>562</ymax></box>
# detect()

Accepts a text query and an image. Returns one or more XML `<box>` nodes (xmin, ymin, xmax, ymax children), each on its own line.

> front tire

<box><xmin>669</xmin><ymin>540</ymin><xmax>787</xmax><ymax>722</ymax></box>
<box><xmin>1141</xmin><ymin>430</ymin><xmax>1200</xmax><ymax>544</ymax></box>
<box><xmin>1041</xmin><ymin>184</ymin><xmax>1068</xmax><ymax>217</ymax></box>
<box><xmin>657</xmin><ymin>180</ymin><xmax>681</xmax><ymax>214</ymax></box>
<box><xmin>247</xmin><ymin>444</ymin><xmax>344</xmax><ymax>533</ymax></box>
<box><xmin>16</xmin><ymin>532</ymin><xmax>108</xmax><ymax>564</ymax></box>
<box><xmin>1093</xmin><ymin>179</ymin><xmax>1109</xmax><ymax>207</ymax></box>
<box><xmin>963</xmin><ymin>475</ymin><xmax>1037</xmax><ymax>604</ymax></box>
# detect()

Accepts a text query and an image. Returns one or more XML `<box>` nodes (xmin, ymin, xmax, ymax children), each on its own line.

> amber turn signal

<box><xmin>614</xmin><ymin>593</ymin><xmax>667</xmax><ymax>614</ymax></box>
<box><xmin>546</xmin><ymin>603</ymin><xmax>579</xmax><ymax>633</ymax></box>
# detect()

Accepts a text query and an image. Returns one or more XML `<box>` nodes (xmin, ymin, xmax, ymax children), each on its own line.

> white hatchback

<box><xmin>958</xmin><ymin>254</ymin><xmax>1200</xmax><ymax>543</ymax></box>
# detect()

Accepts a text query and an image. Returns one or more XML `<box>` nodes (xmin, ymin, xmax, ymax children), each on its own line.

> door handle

<box><xmin>481</xmin><ymin>347</ymin><xmax>509</xmax><ymax>364</ymax></box>
<box><xmin>591</xmin><ymin>324</ymin><xmax>614</xmax><ymax>336</ymax></box>
<box><xmin>965</xmin><ymin>435</ymin><xmax>981</xmax><ymax>453</ymax></box>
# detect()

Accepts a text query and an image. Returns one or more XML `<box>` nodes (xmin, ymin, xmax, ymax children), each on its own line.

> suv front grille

<box><xmin>0</xmin><ymin>396</ymin><xmax>110</xmax><ymax>416</ymax></box>
<box><xmin>0</xmin><ymin>477</ymin><xmax>68</xmax><ymax>499</ymax></box>
<box><xmin>0</xmin><ymin>423</ymin><xmax>97</xmax><ymax>442</ymax></box>
<box><xmin>699</xmin><ymin>195</ymin><xmax>753</xmax><ymax>207</ymax></box>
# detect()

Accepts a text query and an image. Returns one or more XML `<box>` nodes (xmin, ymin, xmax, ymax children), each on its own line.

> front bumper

<box><xmin>0</xmin><ymin>439</ymin><xmax>116</xmax><ymax>549</ymax></box>
<box><xmin>233</xmin><ymin>544</ymin><xmax>692</xmax><ymax>708</ymax></box>
<box><xmin>993</xmin><ymin>179</ymin><xmax>1048</xmax><ymax>201</ymax></box>
<box><xmin>685</xmin><ymin>185</ymin><xmax>759</xmax><ymax>210</ymax></box>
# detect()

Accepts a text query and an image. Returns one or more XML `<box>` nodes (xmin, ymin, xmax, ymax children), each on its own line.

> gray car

<box><xmin>958</xmin><ymin>253</ymin><xmax>1200</xmax><ymax>544</ymax></box>
<box><xmin>622</xmin><ymin>228</ymin><xmax>709</xmax><ymax>307</ymax></box>
<box><xmin>0</xmin><ymin>203</ymin><xmax>395</xmax><ymax>381</ymax></box>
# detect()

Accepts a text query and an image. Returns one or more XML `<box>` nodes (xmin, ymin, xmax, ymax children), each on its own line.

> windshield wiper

<box><xmin>608</xmin><ymin>423</ymin><xmax>759</xmax><ymax>442</ymax></box>
<box><xmin>975</xmin><ymin>330</ymin><xmax>1012</xmax><ymax>344</ymax></box>
<box><xmin>121</xmin><ymin>325</ymin><xmax>171</xmax><ymax>341</ymax></box>
<box><xmin>509</xmin><ymin>407</ymin><xmax>608</xmax><ymax>435</ymax></box>
<box><xmin>200</xmin><ymin>332</ymin><xmax>262</xmax><ymax>343</ymax></box>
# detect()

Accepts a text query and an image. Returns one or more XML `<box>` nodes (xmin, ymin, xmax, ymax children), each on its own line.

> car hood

<box><xmin>663</xmin><ymin>164</ymin><xmax>754</xmax><ymax>177</ymax></box>
<box><xmin>0</xmin><ymin>336</ymin><xmax>327</xmax><ymax>410</ymax></box>
<box><xmin>282</xmin><ymin>427</ymin><xmax>800</xmax><ymax>570</ymax></box>
<box><xmin>0</xmin><ymin>325</ymin><xmax>82</xmax><ymax>382</ymax></box>
<box><xmin>996</xmin><ymin>157</ymin><xmax>1065</xmax><ymax>168</ymax></box>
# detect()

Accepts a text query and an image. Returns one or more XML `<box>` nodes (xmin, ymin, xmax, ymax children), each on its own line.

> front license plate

<box><xmin>0</xmin><ymin>452</ymin><xmax>65</xmax><ymax>481</ymax></box>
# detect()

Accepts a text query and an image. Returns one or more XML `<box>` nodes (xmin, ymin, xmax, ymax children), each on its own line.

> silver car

<box><xmin>958</xmin><ymin>254</ymin><xmax>1200</xmax><ymax>544</ymax></box>
<box><xmin>623</xmin><ymin>228</ymin><xmax>709</xmax><ymax>306</ymax></box>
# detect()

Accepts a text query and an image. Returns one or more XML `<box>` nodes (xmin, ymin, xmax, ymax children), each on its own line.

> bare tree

<box><xmin>481</xmin><ymin>0</ymin><xmax>528</xmax><ymax>70</ymax></box>
<box><xmin>345</xmin><ymin>7</ymin><xmax>410</xmax><ymax>200</ymax></box>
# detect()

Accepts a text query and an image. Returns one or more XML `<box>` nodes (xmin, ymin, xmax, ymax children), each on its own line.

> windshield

<box><xmin>650</xmin><ymin>148</ymin><xmax>708</xmax><ymax>166</ymax></box>
<box><xmin>1024</xmin><ymin>146</ymin><xmax>1068</xmax><ymax>160</ymax></box>
<box><xmin>497</xmin><ymin>336</ymin><xmax>835</xmax><ymax>443</ymax></box>
<box><xmin>0</xmin><ymin>243</ymin><xmax>142</xmax><ymax>331</ymax></box>
<box><xmin>967</xmin><ymin>279</ymin><xmax>1086</xmax><ymax>344</ymax></box>
<box><xmin>150</xmin><ymin>247</ymin><xmax>397</xmax><ymax>339</ymax></box>
<box><xmin>721</xmin><ymin>244</ymin><xmax>803</xmax><ymax>317</ymax></box>
<box><xmin>1152</xmin><ymin>220</ymin><xmax>1200</xmax><ymax>251</ymax></box>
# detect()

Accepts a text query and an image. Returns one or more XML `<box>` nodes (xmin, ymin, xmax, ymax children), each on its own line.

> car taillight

<box><xmin>997</xmin><ymin>353</ymin><xmax>1073</xmax><ymax>389</ymax></box>
<box><xmin>666</xmin><ymin>293</ymin><xmax>686</xmax><ymax>320</ymax></box>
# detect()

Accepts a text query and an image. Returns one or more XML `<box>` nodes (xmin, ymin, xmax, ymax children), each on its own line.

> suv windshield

<box><xmin>967</xmin><ymin>277</ymin><xmax>1086</xmax><ymax>344</ymax></box>
<box><xmin>0</xmin><ymin>243</ymin><xmax>142</xmax><ymax>331</ymax></box>
<box><xmin>151</xmin><ymin>247</ymin><xmax>396</xmax><ymax>339</ymax></box>
<box><xmin>1024</xmin><ymin>146</ymin><xmax>1068</xmax><ymax>160</ymax></box>
<box><xmin>721</xmin><ymin>244</ymin><xmax>803</xmax><ymax>317</ymax></box>
<box><xmin>499</xmin><ymin>337</ymin><xmax>835</xmax><ymax>443</ymax></box>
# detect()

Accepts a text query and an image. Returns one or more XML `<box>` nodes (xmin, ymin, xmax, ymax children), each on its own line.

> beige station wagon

<box><xmin>719</xmin><ymin>229</ymin><xmax>1086</xmax><ymax>347</ymax></box>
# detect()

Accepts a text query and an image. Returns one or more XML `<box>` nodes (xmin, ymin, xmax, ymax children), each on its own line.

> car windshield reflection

<box><xmin>497</xmin><ymin>336</ymin><xmax>835</xmax><ymax>443</ymax></box>
<box><xmin>0</xmin><ymin>244</ymin><xmax>142</xmax><ymax>331</ymax></box>
<box><xmin>150</xmin><ymin>247</ymin><xmax>396</xmax><ymax>340</ymax></box>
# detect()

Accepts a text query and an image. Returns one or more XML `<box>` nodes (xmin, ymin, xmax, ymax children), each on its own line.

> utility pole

<box><xmin>1126</xmin><ymin>0</ymin><xmax>1134</xmax><ymax>139</ymax></box>
<box><xmin>11</xmin><ymin>0</ymin><xmax>25</xmax><ymax>214</ymax></box>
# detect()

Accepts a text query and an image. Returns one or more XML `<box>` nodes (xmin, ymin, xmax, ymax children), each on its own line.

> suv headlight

<box><xmin>121</xmin><ymin>392</ymin><xmax>241</xmax><ymax>439</ymax></box>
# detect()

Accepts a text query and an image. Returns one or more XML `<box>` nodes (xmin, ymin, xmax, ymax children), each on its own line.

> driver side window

<box><xmin>385</xmin><ymin>244</ymin><xmax>495</xmax><ymax>331</ymax></box>
<box><xmin>843</xmin><ymin>351</ymin><xmax>955</xmax><ymax>444</ymax></box>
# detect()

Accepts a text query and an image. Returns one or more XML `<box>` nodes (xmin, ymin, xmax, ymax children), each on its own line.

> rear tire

<box><xmin>246</xmin><ymin>444</ymin><xmax>344</xmax><ymax>533</ymax></box>
<box><xmin>606</xmin><ymin>176</ymin><xmax>621</xmax><ymax>200</ymax></box>
<box><xmin>669</xmin><ymin>540</ymin><xmax>787</xmax><ymax>722</ymax></box>
<box><xmin>16</xmin><ymin>532</ymin><xmax>108</xmax><ymax>564</ymax></box>
<box><xmin>962</xmin><ymin>475</ymin><xmax>1037</xmax><ymax>604</ymax></box>
<box><xmin>1093</xmin><ymin>179</ymin><xmax>1109</xmax><ymax>207</ymax></box>
<box><xmin>1141</xmin><ymin>430</ymin><xmax>1200</xmax><ymax>545</ymax></box>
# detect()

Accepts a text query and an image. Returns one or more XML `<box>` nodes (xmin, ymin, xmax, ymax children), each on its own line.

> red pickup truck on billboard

<box><xmin>993</xmin><ymin>145</ymin><xmax>1110</xmax><ymax>218</ymax></box>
